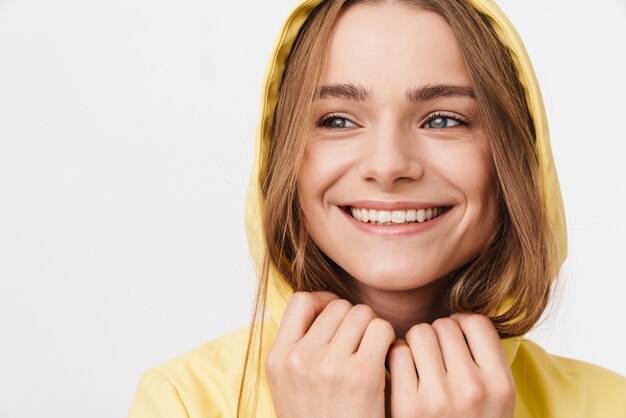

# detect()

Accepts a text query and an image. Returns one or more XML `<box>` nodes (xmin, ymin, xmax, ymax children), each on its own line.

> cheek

<box><xmin>433</xmin><ymin>140</ymin><xmax>495</xmax><ymax>199</ymax></box>
<box><xmin>297</xmin><ymin>141</ymin><xmax>357</xmax><ymax>211</ymax></box>
<box><xmin>297</xmin><ymin>148</ymin><xmax>327</xmax><ymax>216</ymax></box>
<box><xmin>457</xmin><ymin>152</ymin><xmax>495</xmax><ymax>199</ymax></box>
<box><xmin>432</xmin><ymin>142</ymin><xmax>498</xmax><ymax>234</ymax></box>
<box><xmin>465</xmin><ymin>157</ymin><xmax>499</xmax><ymax>249</ymax></box>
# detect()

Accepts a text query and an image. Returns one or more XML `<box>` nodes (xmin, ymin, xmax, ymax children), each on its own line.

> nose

<box><xmin>358</xmin><ymin>123</ymin><xmax>424</xmax><ymax>189</ymax></box>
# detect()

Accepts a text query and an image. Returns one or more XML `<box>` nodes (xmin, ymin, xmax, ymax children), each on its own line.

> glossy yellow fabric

<box><xmin>128</xmin><ymin>0</ymin><xmax>626</xmax><ymax>417</ymax></box>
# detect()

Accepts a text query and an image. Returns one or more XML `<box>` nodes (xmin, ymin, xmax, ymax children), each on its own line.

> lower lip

<box><xmin>341</xmin><ymin>207</ymin><xmax>452</xmax><ymax>236</ymax></box>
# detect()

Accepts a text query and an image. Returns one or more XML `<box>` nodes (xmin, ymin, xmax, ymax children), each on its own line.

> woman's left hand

<box><xmin>387</xmin><ymin>313</ymin><xmax>516</xmax><ymax>418</ymax></box>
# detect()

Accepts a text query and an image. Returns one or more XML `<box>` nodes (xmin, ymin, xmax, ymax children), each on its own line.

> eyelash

<box><xmin>423</xmin><ymin>112</ymin><xmax>471</xmax><ymax>128</ymax></box>
<box><xmin>314</xmin><ymin>112</ymin><xmax>471</xmax><ymax>129</ymax></box>
<box><xmin>314</xmin><ymin>113</ymin><xmax>352</xmax><ymax>128</ymax></box>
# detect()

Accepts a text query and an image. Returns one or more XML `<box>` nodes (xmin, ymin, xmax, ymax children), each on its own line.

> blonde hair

<box><xmin>238</xmin><ymin>0</ymin><xmax>560</xmax><ymax>416</ymax></box>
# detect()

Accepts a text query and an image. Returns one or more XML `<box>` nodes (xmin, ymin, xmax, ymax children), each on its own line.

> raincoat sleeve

<box><xmin>128</xmin><ymin>370</ymin><xmax>189</xmax><ymax>418</ymax></box>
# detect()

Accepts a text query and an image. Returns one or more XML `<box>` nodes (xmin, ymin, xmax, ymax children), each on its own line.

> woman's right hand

<box><xmin>266</xmin><ymin>291</ymin><xmax>396</xmax><ymax>418</ymax></box>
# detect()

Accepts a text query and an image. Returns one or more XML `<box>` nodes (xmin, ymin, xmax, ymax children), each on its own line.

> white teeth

<box><xmin>391</xmin><ymin>210</ymin><xmax>406</xmax><ymax>223</ymax></box>
<box><xmin>416</xmin><ymin>208</ymin><xmax>426</xmax><ymax>222</ymax></box>
<box><xmin>378</xmin><ymin>210</ymin><xmax>391</xmax><ymax>223</ymax></box>
<box><xmin>349</xmin><ymin>206</ymin><xmax>447</xmax><ymax>225</ymax></box>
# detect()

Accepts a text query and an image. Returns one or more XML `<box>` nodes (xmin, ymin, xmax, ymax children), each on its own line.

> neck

<box><xmin>354</xmin><ymin>279</ymin><xmax>451</xmax><ymax>339</ymax></box>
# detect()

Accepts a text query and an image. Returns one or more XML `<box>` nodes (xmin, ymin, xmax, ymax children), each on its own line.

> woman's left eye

<box><xmin>315</xmin><ymin>114</ymin><xmax>358</xmax><ymax>129</ymax></box>
<box><xmin>423</xmin><ymin>114</ymin><xmax>469</xmax><ymax>129</ymax></box>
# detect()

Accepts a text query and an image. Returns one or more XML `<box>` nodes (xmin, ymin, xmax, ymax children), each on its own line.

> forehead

<box><xmin>321</xmin><ymin>2</ymin><xmax>470</xmax><ymax>92</ymax></box>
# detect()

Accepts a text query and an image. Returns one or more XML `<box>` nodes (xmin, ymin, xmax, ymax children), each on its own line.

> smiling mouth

<box><xmin>344</xmin><ymin>206</ymin><xmax>451</xmax><ymax>225</ymax></box>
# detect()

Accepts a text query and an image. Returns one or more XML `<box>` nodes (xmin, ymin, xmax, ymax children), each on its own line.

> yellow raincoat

<box><xmin>128</xmin><ymin>0</ymin><xmax>626</xmax><ymax>416</ymax></box>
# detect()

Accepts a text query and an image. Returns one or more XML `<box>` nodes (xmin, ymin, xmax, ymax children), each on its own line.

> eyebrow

<box><xmin>316</xmin><ymin>83</ymin><xmax>475</xmax><ymax>102</ymax></box>
<box><xmin>406</xmin><ymin>84</ymin><xmax>475</xmax><ymax>102</ymax></box>
<box><xmin>317</xmin><ymin>83</ymin><xmax>369</xmax><ymax>101</ymax></box>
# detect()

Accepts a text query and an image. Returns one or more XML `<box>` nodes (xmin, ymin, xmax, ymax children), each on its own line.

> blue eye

<box><xmin>424</xmin><ymin>113</ymin><xmax>469</xmax><ymax>129</ymax></box>
<box><xmin>315</xmin><ymin>114</ymin><xmax>358</xmax><ymax>129</ymax></box>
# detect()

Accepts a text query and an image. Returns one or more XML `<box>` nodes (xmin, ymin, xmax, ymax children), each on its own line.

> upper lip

<box><xmin>341</xmin><ymin>200</ymin><xmax>451</xmax><ymax>211</ymax></box>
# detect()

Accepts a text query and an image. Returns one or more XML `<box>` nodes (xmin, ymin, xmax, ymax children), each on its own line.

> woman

<box><xmin>128</xmin><ymin>0</ymin><xmax>626</xmax><ymax>417</ymax></box>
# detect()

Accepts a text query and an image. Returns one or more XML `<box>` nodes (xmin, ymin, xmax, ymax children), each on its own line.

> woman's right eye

<box><xmin>315</xmin><ymin>114</ymin><xmax>358</xmax><ymax>129</ymax></box>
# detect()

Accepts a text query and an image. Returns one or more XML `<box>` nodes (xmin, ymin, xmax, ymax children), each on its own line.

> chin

<box><xmin>346</xmin><ymin>262</ymin><xmax>448</xmax><ymax>292</ymax></box>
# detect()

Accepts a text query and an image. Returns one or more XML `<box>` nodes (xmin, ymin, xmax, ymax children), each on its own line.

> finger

<box><xmin>431</xmin><ymin>317</ymin><xmax>476</xmax><ymax>374</ymax></box>
<box><xmin>449</xmin><ymin>313</ymin><xmax>507</xmax><ymax>370</ymax></box>
<box><xmin>356</xmin><ymin>317</ymin><xmax>396</xmax><ymax>363</ymax></box>
<box><xmin>405</xmin><ymin>323</ymin><xmax>446</xmax><ymax>387</ymax></box>
<box><xmin>328</xmin><ymin>304</ymin><xmax>378</xmax><ymax>355</ymax></box>
<box><xmin>274</xmin><ymin>291</ymin><xmax>340</xmax><ymax>347</ymax></box>
<box><xmin>388</xmin><ymin>339</ymin><xmax>419</xmax><ymax>398</ymax></box>
<box><xmin>300</xmin><ymin>298</ymin><xmax>353</xmax><ymax>345</ymax></box>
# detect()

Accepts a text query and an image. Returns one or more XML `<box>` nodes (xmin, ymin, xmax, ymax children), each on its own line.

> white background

<box><xmin>0</xmin><ymin>0</ymin><xmax>625</xmax><ymax>417</ymax></box>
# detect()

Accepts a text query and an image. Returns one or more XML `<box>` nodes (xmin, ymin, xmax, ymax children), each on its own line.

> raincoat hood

<box><xmin>244</xmin><ymin>0</ymin><xmax>568</xmax><ymax>359</ymax></box>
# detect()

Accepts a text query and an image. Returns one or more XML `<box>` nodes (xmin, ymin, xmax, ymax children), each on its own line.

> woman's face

<box><xmin>297</xmin><ymin>2</ymin><xmax>499</xmax><ymax>293</ymax></box>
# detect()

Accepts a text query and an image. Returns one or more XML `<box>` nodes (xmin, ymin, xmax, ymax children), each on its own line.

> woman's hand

<box><xmin>266</xmin><ymin>291</ymin><xmax>396</xmax><ymax>418</ymax></box>
<box><xmin>388</xmin><ymin>313</ymin><xmax>515</xmax><ymax>418</ymax></box>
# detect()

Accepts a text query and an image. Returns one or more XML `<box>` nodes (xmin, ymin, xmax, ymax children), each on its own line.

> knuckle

<box><xmin>450</xmin><ymin>311</ymin><xmax>470</xmax><ymax>321</ymax></box>
<box><xmin>288</xmin><ymin>291</ymin><xmax>313</xmax><ymax>308</ymax></box>
<box><xmin>315</xmin><ymin>358</ymin><xmax>341</xmax><ymax>382</ymax></box>
<box><xmin>492</xmin><ymin>377</ymin><xmax>517</xmax><ymax>402</ymax></box>
<box><xmin>368</xmin><ymin>317</ymin><xmax>394</xmax><ymax>333</ymax></box>
<box><xmin>432</xmin><ymin>317</ymin><xmax>458</xmax><ymax>331</ymax></box>
<box><xmin>326</xmin><ymin>298</ymin><xmax>352</xmax><ymax>313</ymax></box>
<box><xmin>470</xmin><ymin>313</ymin><xmax>494</xmax><ymax>329</ymax></box>
<box><xmin>405</xmin><ymin>322</ymin><xmax>434</xmax><ymax>343</ymax></box>
<box><xmin>350</xmin><ymin>303</ymin><xmax>376</xmax><ymax>319</ymax></box>
<box><xmin>315</xmin><ymin>361</ymin><xmax>334</xmax><ymax>380</ymax></box>
<box><xmin>285</xmin><ymin>349</ymin><xmax>306</xmax><ymax>372</ymax></box>
<box><xmin>460</xmin><ymin>383</ymin><xmax>486</xmax><ymax>407</ymax></box>
<box><xmin>264</xmin><ymin>350</ymin><xmax>279</xmax><ymax>376</ymax></box>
